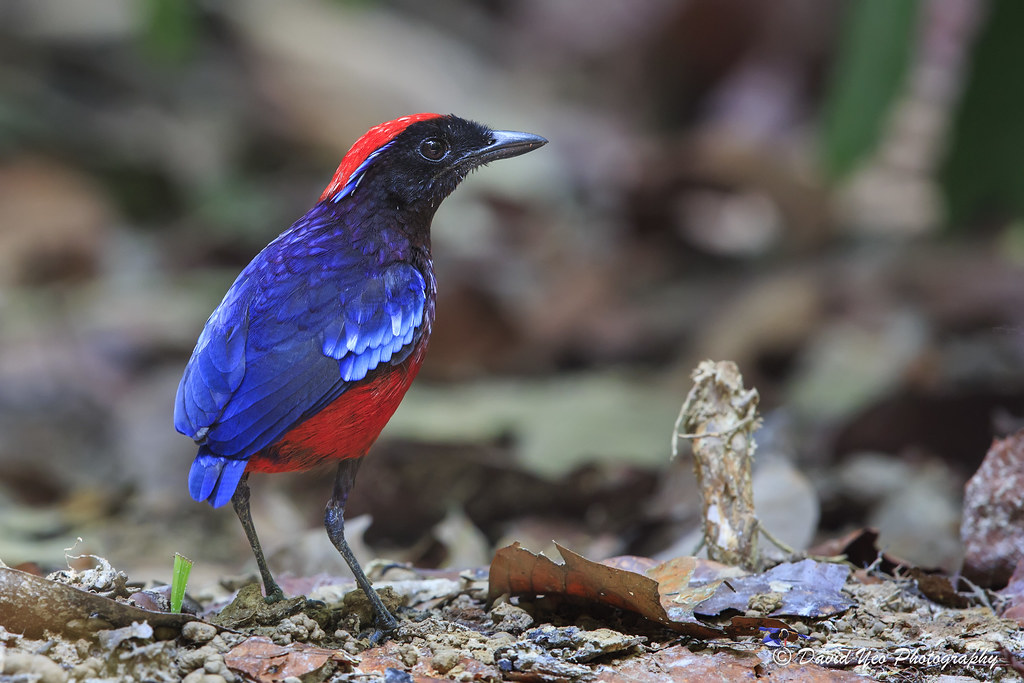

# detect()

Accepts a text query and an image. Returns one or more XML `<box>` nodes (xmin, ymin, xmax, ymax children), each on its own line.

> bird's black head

<box><xmin>337</xmin><ymin>115</ymin><xmax>547</xmax><ymax>215</ymax></box>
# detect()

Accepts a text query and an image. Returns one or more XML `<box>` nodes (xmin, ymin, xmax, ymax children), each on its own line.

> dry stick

<box><xmin>674</xmin><ymin>361</ymin><xmax>845</xmax><ymax>567</ymax></box>
<box><xmin>673</xmin><ymin>361</ymin><xmax>761</xmax><ymax>569</ymax></box>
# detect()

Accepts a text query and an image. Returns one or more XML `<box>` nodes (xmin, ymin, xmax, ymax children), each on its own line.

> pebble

<box><xmin>431</xmin><ymin>649</ymin><xmax>461</xmax><ymax>674</ymax></box>
<box><xmin>177</xmin><ymin>644</ymin><xmax>217</xmax><ymax>672</ymax></box>
<box><xmin>490</xmin><ymin>632</ymin><xmax>516</xmax><ymax>646</ymax></box>
<box><xmin>488</xmin><ymin>602</ymin><xmax>534</xmax><ymax>633</ymax></box>
<box><xmin>2</xmin><ymin>652</ymin><xmax>68</xmax><ymax>683</ymax></box>
<box><xmin>182</xmin><ymin>671</ymin><xmax>227</xmax><ymax>683</ymax></box>
<box><xmin>204</xmin><ymin>655</ymin><xmax>231</xmax><ymax>679</ymax></box>
<box><xmin>208</xmin><ymin>634</ymin><xmax>235</xmax><ymax>652</ymax></box>
<box><xmin>182</xmin><ymin>621</ymin><xmax>218</xmax><ymax>643</ymax></box>
<box><xmin>69</xmin><ymin>656</ymin><xmax>102</xmax><ymax>680</ymax></box>
<box><xmin>396</xmin><ymin>643</ymin><xmax>418</xmax><ymax>667</ymax></box>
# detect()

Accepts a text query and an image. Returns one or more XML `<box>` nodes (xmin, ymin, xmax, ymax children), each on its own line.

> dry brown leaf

<box><xmin>224</xmin><ymin>636</ymin><xmax>356</xmax><ymax>682</ymax></box>
<box><xmin>0</xmin><ymin>566</ymin><xmax>193</xmax><ymax>638</ymax></box>
<box><xmin>907</xmin><ymin>568</ymin><xmax>972</xmax><ymax>609</ymax></box>
<box><xmin>488</xmin><ymin>542</ymin><xmax>722</xmax><ymax>638</ymax></box>
<box><xmin>646</xmin><ymin>555</ymin><xmax>722</xmax><ymax>614</ymax></box>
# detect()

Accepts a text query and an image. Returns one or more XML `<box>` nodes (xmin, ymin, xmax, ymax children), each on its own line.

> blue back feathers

<box><xmin>175</xmin><ymin>203</ymin><xmax>430</xmax><ymax>507</ymax></box>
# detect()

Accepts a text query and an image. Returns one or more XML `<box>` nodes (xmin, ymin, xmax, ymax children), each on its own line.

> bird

<box><xmin>174</xmin><ymin>113</ymin><xmax>546</xmax><ymax>636</ymax></box>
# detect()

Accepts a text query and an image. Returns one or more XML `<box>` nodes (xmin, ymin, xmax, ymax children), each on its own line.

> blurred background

<box><xmin>3</xmin><ymin>0</ymin><xmax>1024</xmax><ymax>588</ymax></box>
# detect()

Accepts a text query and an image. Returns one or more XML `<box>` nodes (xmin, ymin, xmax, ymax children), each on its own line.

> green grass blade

<box><xmin>171</xmin><ymin>553</ymin><xmax>193</xmax><ymax>614</ymax></box>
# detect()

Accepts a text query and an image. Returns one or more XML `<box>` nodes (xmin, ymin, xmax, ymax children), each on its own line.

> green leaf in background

<box><xmin>819</xmin><ymin>0</ymin><xmax>921</xmax><ymax>180</ymax></box>
<box><xmin>941</xmin><ymin>0</ymin><xmax>1024</xmax><ymax>229</ymax></box>
<box><xmin>171</xmin><ymin>553</ymin><xmax>193</xmax><ymax>614</ymax></box>
<box><xmin>142</xmin><ymin>0</ymin><xmax>198</xmax><ymax>65</ymax></box>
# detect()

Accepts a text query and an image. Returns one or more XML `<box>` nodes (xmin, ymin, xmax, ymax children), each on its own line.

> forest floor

<box><xmin>2</xmin><ymin>529</ymin><xmax>1022</xmax><ymax>682</ymax></box>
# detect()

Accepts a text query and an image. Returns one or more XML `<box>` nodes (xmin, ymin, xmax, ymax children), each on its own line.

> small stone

<box><xmin>73</xmin><ymin>639</ymin><xmax>93</xmax><ymax>658</ymax></box>
<box><xmin>341</xmin><ymin>586</ymin><xmax>405</xmax><ymax>630</ymax></box>
<box><xmin>70</xmin><ymin>656</ymin><xmax>103</xmax><ymax>681</ymax></box>
<box><xmin>490</xmin><ymin>632</ymin><xmax>515</xmax><ymax>646</ymax></box>
<box><xmin>183</xmin><ymin>672</ymin><xmax>227</xmax><ymax>683</ymax></box>
<box><xmin>204</xmin><ymin>656</ymin><xmax>227</xmax><ymax>674</ymax></box>
<box><xmin>177</xmin><ymin>644</ymin><xmax>217</xmax><ymax>672</ymax></box>
<box><xmin>396</xmin><ymin>644</ymin><xmax>418</xmax><ymax>667</ymax></box>
<box><xmin>182</xmin><ymin>621</ymin><xmax>218</xmax><ymax>643</ymax></box>
<box><xmin>70</xmin><ymin>664</ymin><xmax>96</xmax><ymax>680</ymax></box>
<box><xmin>747</xmin><ymin>591</ymin><xmax>784</xmax><ymax>614</ymax></box>
<box><xmin>431</xmin><ymin>649</ymin><xmax>461</xmax><ymax>674</ymax></box>
<box><xmin>208</xmin><ymin>634</ymin><xmax>232</xmax><ymax>652</ymax></box>
<box><xmin>488</xmin><ymin>602</ymin><xmax>534</xmax><ymax>633</ymax></box>
<box><xmin>2</xmin><ymin>652</ymin><xmax>68</xmax><ymax>683</ymax></box>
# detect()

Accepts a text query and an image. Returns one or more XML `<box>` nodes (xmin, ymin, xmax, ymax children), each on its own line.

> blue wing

<box><xmin>175</xmin><ymin>218</ymin><xmax>427</xmax><ymax>507</ymax></box>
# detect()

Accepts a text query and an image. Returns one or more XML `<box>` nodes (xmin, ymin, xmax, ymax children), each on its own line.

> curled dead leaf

<box><xmin>488</xmin><ymin>542</ymin><xmax>722</xmax><ymax>638</ymax></box>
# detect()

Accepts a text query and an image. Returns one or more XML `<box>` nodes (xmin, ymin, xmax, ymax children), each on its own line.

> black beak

<box><xmin>465</xmin><ymin>129</ymin><xmax>548</xmax><ymax>166</ymax></box>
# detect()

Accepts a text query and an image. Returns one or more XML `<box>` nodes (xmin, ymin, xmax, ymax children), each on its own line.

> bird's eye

<box><xmin>419</xmin><ymin>137</ymin><xmax>449</xmax><ymax>161</ymax></box>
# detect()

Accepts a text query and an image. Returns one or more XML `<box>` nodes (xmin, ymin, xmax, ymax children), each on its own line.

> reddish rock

<box><xmin>1000</xmin><ymin>557</ymin><xmax>1024</xmax><ymax>625</ymax></box>
<box><xmin>961</xmin><ymin>431</ymin><xmax>1024</xmax><ymax>587</ymax></box>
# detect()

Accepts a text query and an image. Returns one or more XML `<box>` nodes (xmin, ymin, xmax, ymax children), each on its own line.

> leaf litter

<box><xmin>2</xmin><ymin>363</ymin><xmax>1024</xmax><ymax>681</ymax></box>
<box><xmin>3</xmin><ymin>526</ymin><xmax>1023</xmax><ymax>680</ymax></box>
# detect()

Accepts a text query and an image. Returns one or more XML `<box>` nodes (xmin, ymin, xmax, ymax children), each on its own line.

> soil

<box><xmin>1</xmin><ymin>553</ymin><xmax>1021</xmax><ymax>682</ymax></box>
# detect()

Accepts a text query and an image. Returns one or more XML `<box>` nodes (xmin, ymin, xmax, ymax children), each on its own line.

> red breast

<box><xmin>246</xmin><ymin>340</ymin><xmax>427</xmax><ymax>473</ymax></box>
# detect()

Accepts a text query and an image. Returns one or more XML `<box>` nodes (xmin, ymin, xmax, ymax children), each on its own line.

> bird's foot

<box><xmin>362</xmin><ymin>614</ymin><xmax>399</xmax><ymax>646</ymax></box>
<box><xmin>354</xmin><ymin>606</ymin><xmax>400</xmax><ymax>646</ymax></box>
<box><xmin>262</xmin><ymin>585</ymin><xmax>285</xmax><ymax>604</ymax></box>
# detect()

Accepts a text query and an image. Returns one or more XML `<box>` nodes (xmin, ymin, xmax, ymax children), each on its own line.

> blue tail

<box><xmin>188</xmin><ymin>449</ymin><xmax>248</xmax><ymax>508</ymax></box>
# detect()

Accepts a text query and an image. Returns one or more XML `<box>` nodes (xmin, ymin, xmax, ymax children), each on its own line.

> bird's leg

<box><xmin>231</xmin><ymin>473</ymin><xmax>285</xmax><ymax>603</ymax></box>
<box><xmin>325</xmin><ymin>458</ymin><xmax>399</xmax><ymax>638</ymax></box>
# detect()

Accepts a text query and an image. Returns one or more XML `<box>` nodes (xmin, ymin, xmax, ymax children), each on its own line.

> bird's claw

<box><xmin>363</xmin><ymin>620</ymin><xmax>398</xmax><ymax>647</ymax></box>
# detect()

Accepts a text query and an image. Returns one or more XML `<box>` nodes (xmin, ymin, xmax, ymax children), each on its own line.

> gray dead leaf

<box><xmin>695</xmin><ymin>558</ymin><xmax>853</xmax><ymax>617</ymax></box>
